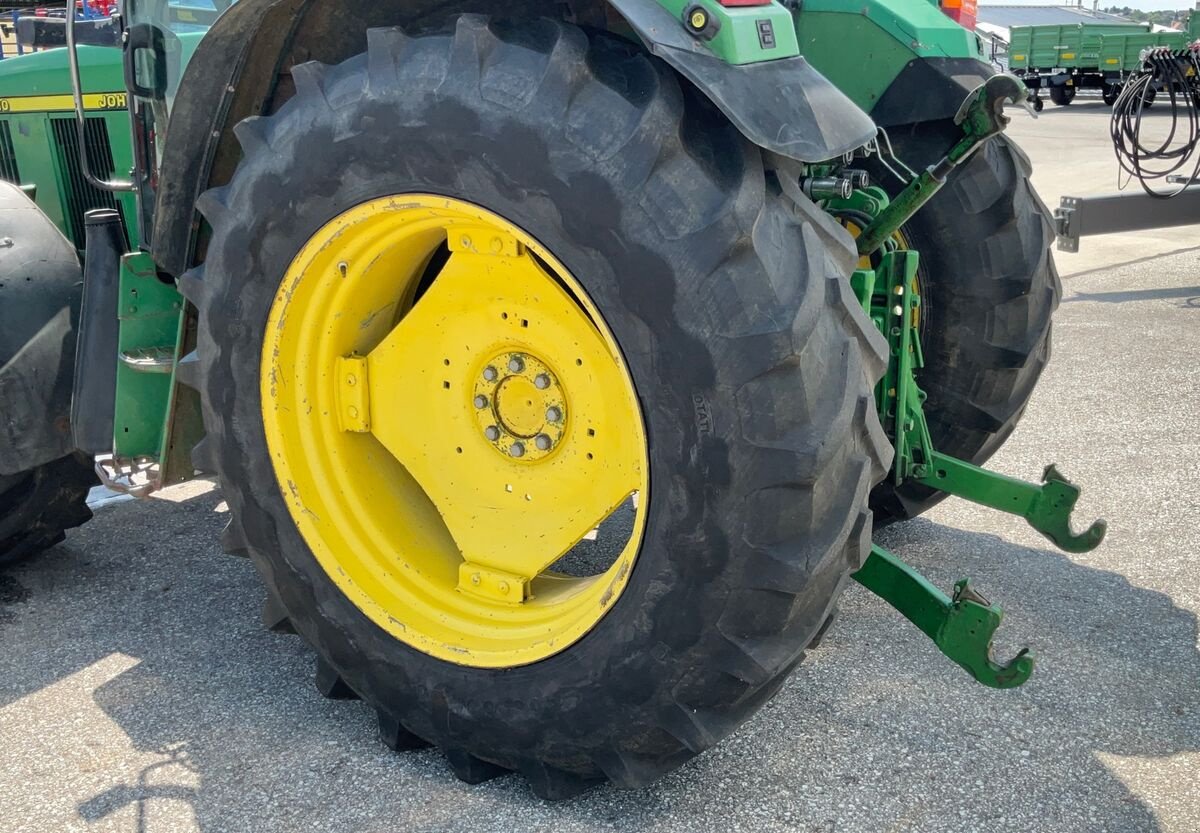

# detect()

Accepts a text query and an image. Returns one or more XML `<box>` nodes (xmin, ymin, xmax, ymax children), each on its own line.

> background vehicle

<box><xmin>1008</xmin><ymin>16</ymin><xmax>1200</xmax><ymax>108</ymax></box>
<box><xmin>0</xmin><ymin>0</ymin><xmax>1096</xmax><ymax>797</ymax></box>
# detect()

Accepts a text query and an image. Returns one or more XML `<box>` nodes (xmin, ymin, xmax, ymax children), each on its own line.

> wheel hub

<box><xmin>474</xmin><ymin>352</ymin><xmax>565</xmax><ymax>461</ymax></box>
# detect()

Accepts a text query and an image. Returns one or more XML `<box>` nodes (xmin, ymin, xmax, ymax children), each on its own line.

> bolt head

<box><xmin>508</xmin><ymin>355</ymin><xmax>525</xmax><ymax>373</ymax></box>
<box><xmin>485</xmin><ymin>425</ymin><xmax>500</xmax><ymax>441</ymax></box>
<box><xmin>498</xmin><ymin>581</ymin><xmax>510</xmax><ymax>593</ymax></box>
<box><xmin>509</xmin><ymin>442</ymin><xmax>525</xmax><ymax>458</ymax></box>
<box><xmin>483</xmin><ymin>366</ymin><xmax>498</xmax><ymax>382</ymax></box>
<box><xmin>535</xmin><ymin>434</ymin><xmax>552</xmax><ymax>451</ymax></box>
<box><xmin>471</xmin><ymin>573</ymin><xmax>481</xmax><ymax>586</ymax></box>
<box><xmin>546</xmin><ymin>406</ymin><xmax>562</xmax><ymax>423</ymax></box>
<box><xmin>534</xmin><ymin>373</ymin><xmax>551</xmax><ymax>390</ymax></box>
<box><xmin>474</xmin><ymin>394</ymin><xmax>488</xmax><ymax>409</ymax></box>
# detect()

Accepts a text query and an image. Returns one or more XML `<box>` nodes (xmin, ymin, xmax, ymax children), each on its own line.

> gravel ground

<box><xmin>1</xmin><ymin>104</ymin><xmax>1198</xmax><ymax>833</ymax></box>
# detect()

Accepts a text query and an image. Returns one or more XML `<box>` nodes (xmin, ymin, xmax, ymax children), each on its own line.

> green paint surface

<box><xmin>655</xmin><ymin>0</ymin><xmax>799</xmax><ymax>64</ymax></box>
<box><xmin>1007</xmin><ymin>22</ymin><xmax>1148</xmax><ymax>70</ymax></box>
<box><xmin>113</xmin><ymin>252</ymin><xmax>185</xmax><ymax>459</ymax></box>
<box><xmin>793</xmin><ymin>0</ymin><xmax>983</xmax><ymax>109</ymax></box>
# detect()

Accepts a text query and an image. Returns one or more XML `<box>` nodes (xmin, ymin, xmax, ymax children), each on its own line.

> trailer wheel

<box><xmin>183</xmin><ymin>17</ymin><xmax>889</xmax><ymax>796</ymax></box>
<box><xmin>1050</xmin><ymin>84</ymin><xmax>1075</xmax><ymax>106</ymax></box>
<box><xmin>0</xmin><ymin>454</ymin><xmax>96</xmax><ymax>566</ymax></box>
<box><xmin>866</xmin><ymin>130</ymin><xmax>1060</xmax><ymax>525</ymax></box>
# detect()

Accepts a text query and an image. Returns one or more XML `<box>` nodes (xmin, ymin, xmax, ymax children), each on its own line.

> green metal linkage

<box><xmin>113</xmin><ymin>252</ymin><xmax>185</xmax><ymax>460</ymax></box>
<box><xmin>867</xmin><ymin>244</ymin><xmax>1107</xmax><ymax>554</ymax></box>
<box><xmin>853</xmin><ymin>545</ymin><xmax>1034</xmax><ymax>689</ymax></box>
<box><xmin>856</xmin><ymin>75</ymin><xmax>1028</xmax><ymax>258</ymax></box>
<box><xmin>915</xmin><ymin>456</ymin><xmax>1107</xmax><ymax>554</ymax></box>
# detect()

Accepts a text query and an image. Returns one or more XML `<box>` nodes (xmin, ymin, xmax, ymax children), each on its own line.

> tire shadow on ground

<box><xmin>0</xmin><ymin>492</ymin><xmax>1195</xmax><ymax>833</ymax></box>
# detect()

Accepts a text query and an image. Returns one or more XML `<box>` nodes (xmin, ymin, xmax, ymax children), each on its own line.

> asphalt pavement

<box><xmin>1</xmin><ymin>99</ymin><xmax>1198</xmax><ymax>833</ymax></box>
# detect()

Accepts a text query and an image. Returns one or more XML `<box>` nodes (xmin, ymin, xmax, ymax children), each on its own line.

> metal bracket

<box><xmin>917</xmin><ymin>456</ymin><xmax>1107</xmax><ymax>554</ymax></box>
<box><xmin>853</xmin><ymin>545</ymin><xmax>1034</xmax><ymax>689</ymax></box>
<box><xmin>1055</xmin><ymin>185</ymin><xmax>1200</xmax><ymax>252</ymax></box>
<box><xmin>335</xmin><ymin>355</ymin><xmax>371</xmax><ymax>433</ymax></box>
<box><xmin>856</xmin><ymin>74</ymin><xmax>1026</xmax><ymax>256</ymax></box>
<box><xmin>869</xmin><ymin>247</ymin><xmax>1107</xmax><ymax>555</ymax></box>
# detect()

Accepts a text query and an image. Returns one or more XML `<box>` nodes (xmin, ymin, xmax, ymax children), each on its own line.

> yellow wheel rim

<box><xmin>261</xmin><ymin>195</ymin><xmax>650</xmax><ymax>667</ymax></box>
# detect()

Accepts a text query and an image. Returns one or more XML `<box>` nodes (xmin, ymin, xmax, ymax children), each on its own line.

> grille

<box><xmin>0</xmin><ymin>121</ymin><xmax>18</xmax><ymax>185</ymax></box>
<box><xmin>50</xmin><ymin>116</ymin><xmax>123</xmax><ymax>248</ymax></box>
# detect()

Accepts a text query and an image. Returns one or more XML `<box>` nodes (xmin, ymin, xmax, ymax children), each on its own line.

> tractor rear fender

<box><xmin>870</xmin><ymin>57</ymin><xmax>995</xmax><ymax>130</ymax></box>
<box><xmin>150</xmin><ymin>0</ymin><xmax>877</xmax><ymax>277</ymax></box>
<box><xmin>0</xmin><ymin>183</ymin><xmax>82</xmax><ymax>475</ymax></box>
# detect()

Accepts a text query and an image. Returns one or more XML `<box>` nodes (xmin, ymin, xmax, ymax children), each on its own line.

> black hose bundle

<box><xmin>1110</xmin><ymin>45</ymin><xmax>1200</xmax><ymax>197</ymax></box>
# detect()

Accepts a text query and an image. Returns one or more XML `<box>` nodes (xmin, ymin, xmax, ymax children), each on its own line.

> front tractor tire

<box><xmin>182</xmin><ymin>17</ymin><xmax>890</xmax><ymax>796</ymax></box>
<box><xmin>0</xmin><ymin>454</ymin><xmax>96</xmax><ymax>566</ymax></box>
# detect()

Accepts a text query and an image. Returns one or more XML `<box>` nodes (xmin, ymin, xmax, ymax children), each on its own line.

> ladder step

<box><xmin>119</xmin><ymin>347</ymin><xmax>176</xmax><ymax>374</ymax></box>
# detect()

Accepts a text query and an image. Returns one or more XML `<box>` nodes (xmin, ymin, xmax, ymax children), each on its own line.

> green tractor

<box><xmin>1</xmin><ymin>0</ymin><xmax>1097</xmax><ymax>797</ymax></box>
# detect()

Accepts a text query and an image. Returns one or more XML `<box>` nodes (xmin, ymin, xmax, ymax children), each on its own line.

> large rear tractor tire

<box><xmin>182</xmin><ymin>17</ymin><xmax>890</xmax><ymax>796</ymax></box>
<box><xmin>868</xmin><ymin>130</ymin><xmax>1060</xmax><ymax>525</ymax></box>
<box><xmin>0</xmin><ymin>453</ymin><xmax>96</xmax><ymax>566</ymax></box>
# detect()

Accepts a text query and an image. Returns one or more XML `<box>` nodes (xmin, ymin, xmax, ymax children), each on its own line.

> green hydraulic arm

<box><xmin>832</xmin><ymin>74</ymin><xmax>1107</xmax><ymax>690</ymax></box>
<box><xmin>854</xmin><ymin>545</ymin><xmax>1033</xmax><ymax>689</ymax></box>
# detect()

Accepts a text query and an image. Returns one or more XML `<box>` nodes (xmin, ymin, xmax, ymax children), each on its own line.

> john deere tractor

<box><xmin>0</xmin><ymin>0</ymin><xmax>1101</xmax><ymax>797</ymax></box>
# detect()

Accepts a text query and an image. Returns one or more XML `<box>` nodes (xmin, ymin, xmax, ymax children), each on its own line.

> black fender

<box><xmin>871</xmin><ymin>57</ymin><xmax>994</xmax><ymax>129</ymax></box>
<box><xmin>0</xmin><ymin>183</ymin><xmax>82</xmax><ymax>475</ymax></box>
<box><xmin>150</xmin><ymin>0</ymin><xmax>877</xmax><ymax>277</ymax></box>
<box><xmin>606</xmin><ymin>0</ymin><xmax>875</xmax><ymax>161</ymax></box>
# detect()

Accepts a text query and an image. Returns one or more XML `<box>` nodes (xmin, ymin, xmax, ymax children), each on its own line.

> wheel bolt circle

<box><xmin>510</xmin><ymin>442</ymin><xmax>525</xmax><ymax>458</ymax></box>
<box><xmin>535</xmin><ymin>434</ymin><xmax>552</xmax><ymax>451</ymax></box>
<box><xmin>485</xmin><ymin>425</ymin><xmax>500</xmax><ymax>441</ymax></box>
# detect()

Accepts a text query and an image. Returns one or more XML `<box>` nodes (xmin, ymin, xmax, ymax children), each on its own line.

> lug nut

<box><xmin>508</xmin><ymin>355</ymin><xmax>525</xmax><ymax>373</ymax></box>
<box><xmin>485</xmin><ymin>425</ymin><xmax>500</xmax><ymax>441</ymax></box>
<box><xmin>510</xmin><ymin>442</ymin><xmax>525</xmax><ymax>458</ymax></box>
<box><xmin>534</xmin><ymin>373</ymin><xmax>551</xmax><ymax>390</ymax></box>
<box><xmin>546</xmin><ymin>406</ymin><xmax>562</xmax><ymax>423</ymax></box>
<box><xmin>535</xmin><ymin>434</ymin><xmax>552</xmax><ymax>451</ymax></box>
<box><xmin>482</xmin><ymin>366</ymin><xmax>498</xmax><ymax>382</ymax></box>
<box><xmin>474</xmin><ymin>394</ymin><xmax>489</xmax><ymax>409</ymax></box>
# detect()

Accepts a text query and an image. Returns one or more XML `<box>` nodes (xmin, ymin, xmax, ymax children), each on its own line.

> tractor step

<box><xmin>119</xmin><ymin>346</ymin><xmax>177</xmax><ymax>374</ymax></box>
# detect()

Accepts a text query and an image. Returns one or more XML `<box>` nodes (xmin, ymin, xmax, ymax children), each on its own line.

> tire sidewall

<box><xmin>199</xmin><ymin>26</ymin><xmax>864</xmax><ymax>772</ymax></box>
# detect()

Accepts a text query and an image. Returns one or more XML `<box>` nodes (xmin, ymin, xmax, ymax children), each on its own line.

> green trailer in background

<box><xmin>1009</xmin><ymin>17</ymin><xmax>1199</xmax><ymax>108</ymax></box>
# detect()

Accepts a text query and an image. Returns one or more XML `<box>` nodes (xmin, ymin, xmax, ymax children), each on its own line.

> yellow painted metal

<box><xmin>471</xmin><ymin>350</ymin><xmax>566</xmax><ymax>463</ymax></box>
<box><xmin>335</xmin><ymin>355</ymin><xmax>371</xmax><ymax>433</ymax></box>
<box><xmin>260</xmin><ymin>195</ymin><xmax>649</xmax><ymax>667</ymax></box>
<box><xmin>0</xmin><ymin>91</ymin><xmax>127</xmax><ymax>113</ymax></box>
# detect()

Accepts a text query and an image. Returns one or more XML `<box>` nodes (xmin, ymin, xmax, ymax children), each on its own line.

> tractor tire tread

<box><xmin>0</xmin><ymin>453</ymin><xmax>97</xmax><ymax>566</ymax></box>
<box><xmin>189</xmin><ymin>16</ymin><xmax>889</xmax><ymax>795</ymax></box>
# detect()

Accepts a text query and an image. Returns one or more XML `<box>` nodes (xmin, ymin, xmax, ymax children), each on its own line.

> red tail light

<box><xmin>941</xmin><ymin>0</ymin><xmax>978</xmax><ymax>30</ymax></box>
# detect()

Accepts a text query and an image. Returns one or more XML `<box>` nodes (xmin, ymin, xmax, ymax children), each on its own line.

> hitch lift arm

<box><xmin>853</xmin><ymin>545</ymin><xmax>1034</xmax><ymax>689</ymax></box>
<box><xmin>829</xmin><ymin>76</ymin><xmax>1106</xmax><ymax>690</ymax></box>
